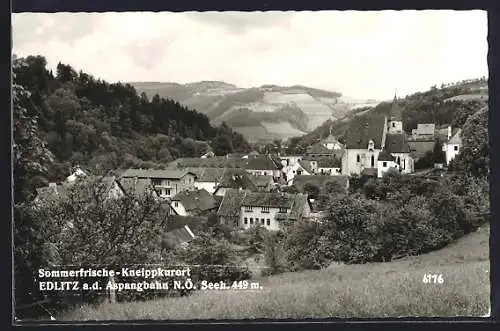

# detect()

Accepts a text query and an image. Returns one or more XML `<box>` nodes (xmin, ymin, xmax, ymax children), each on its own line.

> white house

<box><xmin>66</xmin><ymin>166</ymin><xmax>88</xmax><ymax>182</ymax></box>
<box><xmin>443</xmin><ymin>128</ymin><xmax>462</xmax><ymax>165</ymax></box>
<box><xmin>280</xmin><ymin>155</ymin><xmax>303</xmax><ymax>167</ymax></box>
<box><xmin>170</xmin><ymin>188</ymin><xmax>219</xmax><ymax>216</ymax></box>
<box><xmin>376</xmin><ymin>150</ymin><xmax>400</xmax><ymax>178</ymax></box>
<box><xmin>217</xmin><ymin>190</ymin><xmax>311</xmax><ymax>231</ymax></box>
<box><xmin>282</xmin><ymin>162</ymin><xmax>312</xmax><ymax>185</ymax></box>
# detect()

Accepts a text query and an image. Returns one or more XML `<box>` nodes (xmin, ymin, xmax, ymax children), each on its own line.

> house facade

<box><xmin>282</xmin><ymin>162</ymin><xmax>312</xmax><ymax>185</ymax></box>
<box><xmin>217</xmin><ymin>190</ymin><xmax>311</xmax><ymax>231</ymax></box>
<box><xmin>170</xmin><ymin>188</ymin><xmax>218</xmax><ymax>216</ymax></box>
<box><xmin>443</xmin><ymin>128</ymin><xmax>462</xmax><ymax>165</ymax></box>
<box><xmin>120</xmin><ymin>169</ymin><xmax>197</xmax><ymax>199</ymax></box>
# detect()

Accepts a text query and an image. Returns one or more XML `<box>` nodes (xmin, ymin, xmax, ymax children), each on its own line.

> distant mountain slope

<box><xmin>130</xmin><ymin>81</ymin><xmax>380</xmax><ymax>142</ymax></box>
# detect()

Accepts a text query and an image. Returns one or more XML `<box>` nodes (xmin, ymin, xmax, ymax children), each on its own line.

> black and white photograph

<box><xmin>12</xmin><ymin>10</ymin><xmax>490</xmax><ymax>321</ymax></box>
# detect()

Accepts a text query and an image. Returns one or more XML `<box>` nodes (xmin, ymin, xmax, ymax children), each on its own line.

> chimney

<box><xmin>447</xmin><ymin>126</ymin><xmax>452</xmax><ymax>141</ymax></box>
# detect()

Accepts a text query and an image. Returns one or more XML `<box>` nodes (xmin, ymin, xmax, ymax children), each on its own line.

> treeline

<box><xmin>13</xmin><ymin>55</ymin><xmax>251</xmax><ymax>185</ymax></box>
<box><xmin>286</xmin><ymin>80</ymin><xmax>487</xmax><ymax>155</ymax></box>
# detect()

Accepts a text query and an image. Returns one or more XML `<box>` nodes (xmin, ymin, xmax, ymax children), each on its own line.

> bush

<box><xmin>262</xmin><ymin>232</ymin><xmax>287</xmax><ymax>275</ymax></box>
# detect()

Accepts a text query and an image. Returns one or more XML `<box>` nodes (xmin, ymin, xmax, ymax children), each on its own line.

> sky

<box><xmin>12</xmin><ymin>10</ymin><xmax>488</xmax><ymax>100</ymax></box>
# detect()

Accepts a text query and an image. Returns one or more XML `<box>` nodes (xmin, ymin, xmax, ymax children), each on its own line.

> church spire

<box><xmin>390</xmin><ymin>90</ymin><xmax>402</xmax><ymax>121</ymax></box>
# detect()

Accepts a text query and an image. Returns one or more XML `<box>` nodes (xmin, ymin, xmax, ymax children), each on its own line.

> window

<box><xmin>261</xmin><ymin>218</ymin><xmax>265</xmax><ymax>225</ymax></box>
<box><xmin>383</xmin><ymin>162</ymin><xmax>387</xmax><ymax>167</ymax></box>
<box><xmin>454</xmin><ymin>146</ymin><xmax>459</xmax><ymax>151</ymax></box>
<box><xmin>166</xmin><ymin>189</ymin><xmax>171</xmax><ymax>196</ymax></box>
<box><xmin>356</xmin><ymin>154</ymin><xmax>360</xmax><ymax>163</ymax></box>
<box><xmin>152</xmin><ymin>179</ymin><xmax>161</xmax><ymax>186</ymax></box>
<box><xmin>250</xmin><ymin>218</ymin><xmax>254</xmax><ymax>225</ymax></box>
<box><xmin>297</xmin><ymin>170</ymin><xmax>302</xmax><ymax>175</ymax></box>
<box><xmin>392</xmin><ymin>122</ymin><xmax>395</xmax><ymax>127</ymax></box>
<box><xmin>371</xmin><ymin>155</ymin><xmax>375</xmax><ymax>167</ymax></box>
<box><xmin>262</xmin><ymin>207</ymin><xmax>270</xmax><ymax>213</ymax></box>
<box><xmin>244</xmin><ymin>217</ymin><xmax>248</xmax><ymax>225</ymax></box>
<box><xmin>403</xmin><ymin>159</ymin><xmax>406</xmax><ymax>169</ymax></box>
<box><xmin>279</xmin><ymin>207</ymin><xmax>288</xmax><ymax>213</ymax></box>
<box><xmin>174</xmin><ymin>201</ymin><xmax>178</xmax><ymax>207</ymax></box>
<box><xmin>266</xmin><ymin>219</ymin><xmax>270</xmax><ymax>226</ymax></box>
<box><xmin>244</xmin><ymin>206</ymin><xmax>253</xmax><ymax>212</ymax></box>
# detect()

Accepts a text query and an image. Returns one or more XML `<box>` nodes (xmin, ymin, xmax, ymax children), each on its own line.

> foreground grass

<box><xmin>60</xmin><ymin>225</ymin><xmax>490</xmax><ymax>320</ymax></box>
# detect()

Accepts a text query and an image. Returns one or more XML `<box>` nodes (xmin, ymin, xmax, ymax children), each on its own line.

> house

<box><xmin>305</xmin><ymin>143</ymin><xmax>344</xmax><ymax>159</ymax></box>
<box><xmin>316</xmin><ymin>157</ymin><xmax>342</xmax><ymax>175</ymax></box>
<box><xmin>213</xmin><ymin>169</ymin><xmax>257</xmax><ymax>197</ymax></box>
<box><xmin>120</xmin><ymin>169</ymin><xmax>197</xmax><ymax>199</ymax></box>
<box><xmin>163</xmin><ymin>225</ymin><xmax>196</xmax><ymax>248</ymax></box>
<box><xmin>65</xmin><ymin>166</ymin><xmax>88</xmax><ymax>182</ymax></box>
<box><xmin>184</xmin><ymin>167</ymin><xmax>229</xmax><ymax>194</ymax></box>
<box><xmin>170</xmin><ymin>189</ymin><xmax>219</xmax><ymax>216</ymax></box>
<box><xmin>282</xmin><ymin>162</ymin><xmax>313</xmax><ymax>185</ymax></box>
<box><xmin>217</xmin><ymin>189</ymin><xmax>311</xmax><ymax>231</ymax></box>
<box><xmin>443</xmin><ymin>128</ymin><xmax>462</xmax><ymax>165</ymax></box>
<box><xmin>292</xmin><ymin>175</ymin><xmax>349</xmax><ymax>194</ymax></box>
<box><xmin>341</xmin><ymin>94</ymin><xmax>414</xmax><ymax>177</ymax></box>
<box><xmin>411</xmin><ymin>123</ymin><xmax>436</xmax><ymax>138</ymax></box>
<box><xmin>280</xmin><ymin>155</ymin><xmax>303</xmax><ymax>167</ymax></box>
<box><xmin>321</xmin><ymin>128</ymin><xmax>345</xmax><ymax>150</ymax></box>
<box><xmin>244</xmin><ymin>156</ymin><xmax>282</xmax><ymax>178</ymax></box>
<box><xmin>377</xmin><ymin>150</ymin><xmax>400</xmax><ymax>178</ymax></box>
<box><xmin>34</xmin><ymin>176</ymin><xmax>125</xmax><ymax>205</ymax></box>
<box><xmin>118</xmin><ymin>177</ymin><xmax>159</xmax><ymax>199</ymax></box>
<box><xmin>249</xmin><ymin>175</ymin><xmax>275</xmax><ymax>192</ymax></box>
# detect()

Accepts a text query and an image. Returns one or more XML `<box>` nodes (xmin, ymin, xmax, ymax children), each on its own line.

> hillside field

<box><xmin>59</xmin><ymin>224</ymin><xmax>490</xmax><ymax>320</ymax></box>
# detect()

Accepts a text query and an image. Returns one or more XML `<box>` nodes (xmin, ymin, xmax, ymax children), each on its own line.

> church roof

<box><xmin>390</xmin><ymin>94</ymin><xmax>403</xmax><ymax>121</ymax></box>
<box><xmin>322</xmin><ymin>134</ymin><xmax>340</xmax><ymax>144</ymax></box>
<box><xmin>377</xmin><ymin>149</ymin><xmax>395</xmax><ymax>162</ymax></box>
<box><xmin>345</xmin><ymin>114</ymin><xmax>386</xmax><ymax>149</ymax></box>
<box><xmin>385</xmin><ymin>133</ymin><xmax>411</xmax><ymax>153</ymax></box>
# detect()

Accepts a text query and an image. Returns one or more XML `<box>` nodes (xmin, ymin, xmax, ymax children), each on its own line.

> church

<box><xmin>341</xmin><ymin>95</ymin><xmax>414</xmax><ymax>178</ymax></box>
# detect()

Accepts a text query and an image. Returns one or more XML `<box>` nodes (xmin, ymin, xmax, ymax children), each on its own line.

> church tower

<box><xmin>388</xmin><ymin>93</ymin><xmax>403</xmax><ymax>134</ymax></box>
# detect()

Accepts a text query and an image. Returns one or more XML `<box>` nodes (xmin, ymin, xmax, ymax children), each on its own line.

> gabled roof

<box><xmin>217</xmin><ymin>169</ymin><xmax>257</xmax><ymax>190</ymax></box>
<box><xmin>448</xmin><ymin>128</ymin><xmax>462</xmax><ymax>144</ymax></box>
<box><xmin>390</xmin><ymin>94</ymin><xmax>403</xmax><ymax>121</ymax></box>
<box><xmin>241</xmin><ymin>192</ymin><xmax>297</xmax><ymax>208</ymax></box>
<box><xmin>345</xmin><ymin>114</ymin><xmax>386</xmax><ymax>149</ymax></box>
<box><xmin>298</xmin><ymin>160</ymin><xmax>315</xmax><ymax>174</ymax></box>
<box><xmin>322</xmin><ymin>134</ymin><xmax>341</xmax><ymax>144</ymax></box>
<box><xmin>217</xmin><ymin>189</ymin><xmax>250</xmax><ymax>217</ymax></box>
<box><xmin>377</xmin><ymin>149</ymin><xmax>395</xmax><ymax>162</ymax></box>
<box><xmin>183</xmin><ymin>167</ymin><xmax>228</xmax><ymax>182</ymax></box>
<box><xmin>275</xmin><ymin>194</ymin><xmax>310</xmax><ymax>221</ymax></box>
<box><xmin>384</xmin><ymin>134</ymin><xmax>411</xmax><ymax>153</ymax></box>
<box><xmin>292</xmin><ymin>175</ymin><xmax>349</xmax><ymax>192</ymax></box>
<box><xmin>171</xmin><ymin>189</ymin><xmax>218</xmax><ymax>212</ymax></box>
<box><xmin>415</xmin><ymin>123</ymin><xmax>435</xmax><ymax>135</ymax></box>
<box><xmin>245</xmin><ymin>156</ymin><xmax>281</xmax><ymax>171</ymax></box>
<box><xmin>250</xmin><ymin>175</ymin><xmax>274</xmax><ymax>188</ymax></box>
<box><xmin>119</xmin><ymin>177</ymin><xmax>156</xmax><ymax>197</ymax></box>
<box><xmin>121</xmin><ymin>168</ymin><xmax>196</xmax><ymax>179</ymax></box>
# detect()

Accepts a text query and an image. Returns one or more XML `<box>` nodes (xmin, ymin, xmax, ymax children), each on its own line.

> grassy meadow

<box><xmin>59</xmin><ymin>224</ymin><xmax>490</xmax><ymax>320</ymax></box>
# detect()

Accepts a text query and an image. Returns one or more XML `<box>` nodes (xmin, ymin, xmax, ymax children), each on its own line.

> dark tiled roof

<box><xmin>121</xmin><ymin>168</ymin><xmax>196</xmax><ymax>179</ymax></box>
<box><xmin>35</xmin><ymin>176</ymin><xmax>120</xmax><ymax>203</ymax></box>
<box><xmin>246</xmin><ymin>156</ymin><xmax>281</xmax><ymax>170</ymax></box>
<box><xmin>183</xmin><ymin>167</ymin><xmax>228</xmax><ymax>182</ymax></box>
<box><xmin>274</xmin><ymin>194</ymin><xmax>310</xmax><ymax>220</ymax></box>
<box><xmin>377</xmin><ymin>150</ymin><xmax>395</xmax><ymax>162</ymax></box>
<box><xmin>345</xmin><ymin>114</ymin><xmax>386</xmax><ymax>149</ymax></box>
<box><xmin>385</xmin><ymin>134</ymin><xmax>411</xmax><ymax>153</ymax></box>
<box><xmin>298</xmin><ymin>160</ymin><xmax>315</xmax><ymax>174</ymax></box>
<box><xmin>163</xmin><ymin>225</ymin><xmax>196</xmax><ymax>247</ymax></box>
<box><xmin>171</xmin><ymin>189</ymin><xmax>218</xmax><ymax>212</ymax></box>
<box><xmin>217</xmin><ymin>189</ymin><xmax>250</xmax><ymax>217</ymax></box>
<box><xmin>173</xmin><ymin>156</ymin><xmax>280</xmax><ymax>170</ymax></box>
<box><xmin>322</xmin><ymin>134</ymin><xmax>341</xmax><ymax>144</ymax></box>
<box><xmin>241</xmin><ymin>192</ymin><xmax>297</xmax><ymax>208</ymax></box>
<box><xmin>390</xmin><ymin>95</ymin><xmax>403</xmax><ymax>121</ymax></box>
<box><xmin>119</xmin><ymin>177</ymin><xmax>155</xmax><ymax>196</ymax></box>
<box><xmin>250</xmin><ymin>175</ymin><xmax>274</xmax><ymax>188</ymax></box>
<box><xmin>293</xmin><ymin>175</ymin><xmax>349</xmax><ymax>192</ymax></box>
<box><xmin>218</xmin><ymin>169</ymin><xmax>257</xmax><ymax>190</ymax></box>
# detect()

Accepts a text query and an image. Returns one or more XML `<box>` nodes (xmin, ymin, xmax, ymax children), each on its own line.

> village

<box><xmin>34</xmin><ymin>95</ymin><xmax>464</xmax><ymax>245</ymax></box>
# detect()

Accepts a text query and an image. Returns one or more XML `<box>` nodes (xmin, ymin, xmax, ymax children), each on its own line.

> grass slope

<box><xmin>60</xmin><ymin>224</ymin><xmax>490</xmax><ymax>320</ymax></box>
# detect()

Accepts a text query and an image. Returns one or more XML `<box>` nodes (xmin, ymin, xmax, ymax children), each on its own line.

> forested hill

<box><xmin>286</xmin><ymin>78</ymin><xmax>488</xmax><ymax>154</ymax></box>
<box><xmin>13</xmin><ymin>55</ymin><xmax>251</xmax><ymax>187</ymax></box>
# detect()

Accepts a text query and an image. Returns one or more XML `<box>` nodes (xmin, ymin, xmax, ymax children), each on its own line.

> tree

<box><xmin>303</xmin><ymin>183</ymin><xmax>320</xmax><ymax>199</ymax></box>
